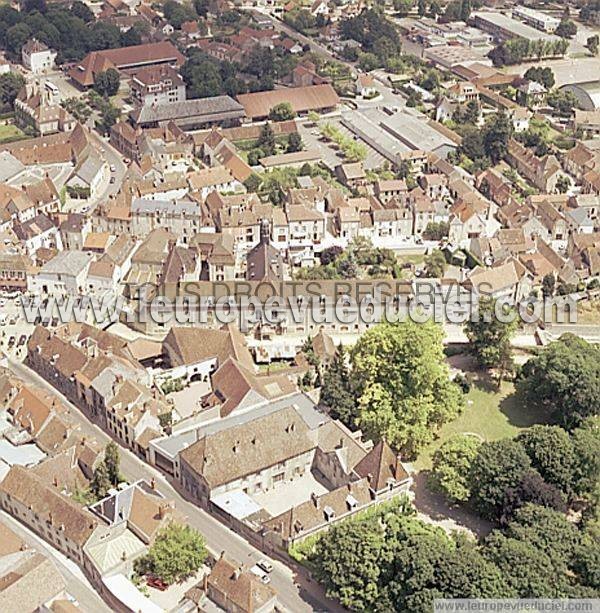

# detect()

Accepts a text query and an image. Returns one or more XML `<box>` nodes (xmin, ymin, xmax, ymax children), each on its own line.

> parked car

<box><xmin>250</xmin><ymin>565</ymin><xmax>271</xmax><ymax>584</ymax></box>
<box><xmin>257</xmin><ymin>559</ymin><xmax>273</xmax><ymax>573</ymax></box>
<box><xmin>146</xmin><ymin>576</ymin><xmax>169</xmax><ymax>591</ymax></box>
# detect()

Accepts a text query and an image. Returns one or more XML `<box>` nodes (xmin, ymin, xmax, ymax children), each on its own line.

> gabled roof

<box><xmin>180</xmin><ymin>406</ymin><xmax>315</xmax><ymax>488</ymax></box>
<box><xmin>207</xmin><ymin>556</ymin><xmax>276</xmax><ymax>613</ymax></box>
<box><xmin>354</xmin><ymin>439</ymin><xmax>409</xmax><ymax>491</ymax></box>
<box><xmin>0</xmin><ymin>466</ymin><xmax>98</xmax><ymax>547</ymax></box>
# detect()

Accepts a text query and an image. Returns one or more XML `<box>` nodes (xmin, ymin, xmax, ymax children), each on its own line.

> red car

<box><xmin>146</xmin><ymin>576</ymin><xmax>169</xmax><ymax>591</ymax></box>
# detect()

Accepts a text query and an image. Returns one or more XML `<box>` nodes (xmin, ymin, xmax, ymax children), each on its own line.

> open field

<box><xmin>413</xmin><ymin>379</ymin><xmax>552</xmax><ymax>471</ymax></box>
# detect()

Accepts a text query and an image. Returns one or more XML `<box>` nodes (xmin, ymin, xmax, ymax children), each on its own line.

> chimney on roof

<box><xmin>311</xmin><ymin>492</ymin><xmax>319</xmax><ymax>509</ymax></box>
<box><xmin>233</xmin><ymin>566</ymin><xmax>242</xmax><ymax>580</ymax></box>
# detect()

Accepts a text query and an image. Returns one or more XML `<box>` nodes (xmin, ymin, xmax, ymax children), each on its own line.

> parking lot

<box><xmin>298</xmin><ymin>117</ymin><xmax>388</xmax><ymax>172</ymax></box>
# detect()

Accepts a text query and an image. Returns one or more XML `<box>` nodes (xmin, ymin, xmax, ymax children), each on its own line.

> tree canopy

<box><xmin>351</xmin><ymin>320</ymin><xmax>464</xmax><ymax>457</ymax></box>
<box><xmin>135</xmin><ymin>523</ymin><xmax>207</xmax><ymax>584</ymax></box>
<box><xmin>430</xmin><ymin>434</ymin><xmax>481</xmax><ymax>503</ymax></box>
<box><xmin>518</xmin><ymin>334</ymin><xmax>600</xmax><ymax>429</ymax></box>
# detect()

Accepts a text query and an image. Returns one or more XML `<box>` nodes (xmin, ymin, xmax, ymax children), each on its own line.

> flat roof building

<box><xmin>512</xmin><ymin>6</ymin><xmax>560</xmax><ymax>33</ymax></box>
<box><xmin>472</xmin><ymin>11</ymin><xmax>560</xmax><ymax>43</ymax></box>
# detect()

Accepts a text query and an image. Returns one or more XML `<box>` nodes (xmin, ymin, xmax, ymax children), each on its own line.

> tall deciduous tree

<box><xmin>320</xmin><ymin>345</ymin><xmax>357</xmax><ymax>426</ymax></box>
<box><xmin>518</xmin><ymin>334</ymin><xmax>600</xmax><ymax>429</ymax></box>
<box><xmin>104</xmin><ymin>441</ymin><xmax>120</xmax><ymax>486</ymax></box>
<box><xmin>91</xmin><ymin>461</ymin><xmax>111</xmax><ymax>498</ymax></box>
<box><xmin>136</xmin><ymin>523</ymin><xmax>207</xmax><ymax>584</ymax></box>
<box><xmin>468</xmin><ymin>439</ymin><xmax>531</xmax><ymax>518</ymax></box>
<box><xmin>351</xmin><ymin>321</ymin><xmax>464</xmax><ymax>457</ymax></box>
<box><xmin>430</xmin><ymin>434</ymin><xmax>481</xmax><ymax>503</ymax></box>
<box><xmin>516</xmin><ymin>425</ymin><xmax>576</xmax><ymax>496</ymax></box>
<box><xmin>94</xmin><ymin>68</ymin><xmax>120</xmax><ymax>97</ymax></box>
<box><xmin>465</xmin><ymin>297</ymin><xmax>518</xmax><ymax>376</ymax></box>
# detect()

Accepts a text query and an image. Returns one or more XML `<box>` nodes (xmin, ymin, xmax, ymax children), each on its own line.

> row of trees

<box><xmin>489</xmin><ymin>37</ymin><xmax>569</xmax><ymax>67</ymax></box>
<box><xmin>308</xmin><ymin>498</ymin><xmax>599</xmax><ymax>611</ymax></box>
<box><xmin>319</xmin><ymin>122</ymin><xmax>368</xmax><ymax>162</ymax></box>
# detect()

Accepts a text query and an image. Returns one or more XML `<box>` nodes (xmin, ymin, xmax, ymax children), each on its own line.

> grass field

<box><xmin>413</xmin><ymin>380</ymin><xmax>552</xmax><ymax>471</ymax></box>
<box><xmin>0</xmin><ymin>123</ymin><xmax>25</xmax><ymax>143</ymax></box>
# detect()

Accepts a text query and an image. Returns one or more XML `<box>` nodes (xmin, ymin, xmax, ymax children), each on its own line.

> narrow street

<box><xmin>6</xmin><ymin>357</ymin><xmax>344</xmax><ymax>613</ymax></box>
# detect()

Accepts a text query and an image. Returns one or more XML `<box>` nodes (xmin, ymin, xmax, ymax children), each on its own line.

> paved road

<box><xmin>6</xmin><ymin>357</ymin><xmax>343</xmax><ymax>613</ymax></box>
<box><xmin>0</xmin><ymin>511</ymin><xmax>111</xmax><ymax>612</ymax></box>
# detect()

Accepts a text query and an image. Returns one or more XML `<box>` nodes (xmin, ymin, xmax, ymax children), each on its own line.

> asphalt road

<box><xmin>6</xmin><ymin>357</ymin><xmax>343</xmax><ymax>613</ymax></box>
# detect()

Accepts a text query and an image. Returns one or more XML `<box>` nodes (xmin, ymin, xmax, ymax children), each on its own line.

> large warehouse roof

<box><xmin>237</xmin><ymin>84</ymin><xmax>340</xmax><ymax>119</ymax></box>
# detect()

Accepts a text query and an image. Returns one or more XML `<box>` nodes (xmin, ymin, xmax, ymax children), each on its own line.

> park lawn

<box><xmin>0</xmin><ymin>123</ymin><xmax>25</xmax><ymax>143</ymax></box>
<box><xmin>413</xmin><ymin>382</ymin><xmax>552</xmax><ymax>471</ymax></box>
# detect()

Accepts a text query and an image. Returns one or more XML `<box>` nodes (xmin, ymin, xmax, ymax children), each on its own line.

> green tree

<box><xmin>418</xmin><ymin>0</ymin><xmax>427</xmax><ymax>16</ymax></box>
<box><xmin>556</xmin><ymin>18</ymin><xmax>577</xmax><ymax>39</ymax></box>
<box><xmin>460</xmin><ymin>0</ymin><xmax>471</xmax><ymax>21</ymax></box>
<box><xmin>257</xmin><ymin>123</ymin><xmax>276</xmax><ymax>156</ymax></box>
<box><xmin>423</xmin><ymin>249</ymin><xmax>446</xmax><ymax>278</ymax></box>
<box><xmin>483</xmin><ymin>532</ymin><xmax>562</xmax><ymax>597</ymax></box>
<box><xmin>91</xmin><ymin>461</ymin><xmax>111</xmax><ymax>499</ymax></box>
<box><xmin>287</xmin><ymin>131</ymin><xmax>303</xmax><ymax>153</ymax></box>
<box><xmin>5</xmin><ymin>23</ymin><xmax>32</xmax><ymax>56</ymax></box>
<box><xmin>430</xmin><ymin>434</ymin><xmax>481</xmax><ymax>503</ymax></box>
<box><xmin>94</xmin><ymin>68</ymin><xmax>120</xmax><ymax>97</ymax></box>
<box><xmin>483</xmin><ymin>111</ymin><xmax>512</xmax><ymax>164</ymax></box>
<box><xmin>71</xmin><ymin>0</ymin><xmax>93</xmax><ymax>22</ymax></box>
<box><xmin>352</xmin><ymin>320</ymin><xmax>464</xmax><ymax>457</ymax></box>
<box><xmin>136</xmin><ymin>523</ymin><xmax>207</xmax><ymax>584</ymax></box>
<box><xmin>571</xmin><ymin>417</ymin><xmax>600</xmax><ymax>496</ymax></box>
<box><xmin>422</xmin><ymin>221</ymin><xmax>449</xmax><ymax>241</ymax></box>
<box><xmin>468</xmin><ymin>439</ymin><xmax>531</xmax><ymax>519</ymax></box>
<box><xmin>587</xmin><ymin>35</ymin><xmax>599</xmax><ymax>56</ymax></box>
<box><xmin>541</xmin><ymin>273</ymin><xmax>555</xmax><ymax>297</ymax></box>
<box><xmin>243</xmin><ymin>173</ymin><xmax>262</xmax><ymax>193</ymax></box>
<box><xmin>104</xmin><ymin>441</ymin><xmax>120</xmax><ymax>486</ymax></box>
<box><xmin>0</xmin><ymin>72</ymin><xmax>25</xmax><ymax>112</ymax></box>
<box><xmin>516</xmin><ymin>425</ymin><xmax>576</xmax><ymax>496</ymax></box>
<box><xmin>465</xmin><ymin>297</ymin><xmax>518</xmax><ymax>375</ymax></box>
<box><xmin>556</xmin><ymin>175</ymin><xmax>571</xmax><ymax>194</ymax></box>
<box><xmin>268</xmin><ymin>101</ymin><xmax>296</xmax><ymax>122</ymax></box>
<box><xmin>312</xmin><ymin>515</ymin><xmax>386</xmax><ymax>610</ymax></box>
<box><xmin>518</xmin><ymin>334</ymin><xmax>600</xmax><ymax>429</ymax></box>
<box><xmin>320</xmin><ymin>345</ymin><xmax>357</xmax><ymax>426</ymax></box>
<box><xmin>505</xmin><ymin>504</ymin><xmax>581</xmax><ymax>571</ymax></box>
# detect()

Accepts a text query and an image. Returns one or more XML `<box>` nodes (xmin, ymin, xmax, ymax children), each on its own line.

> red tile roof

<box><xmin>69</xmin><ymin>42</ymin><xmax>185</xmax><ymax>88</ymax></box>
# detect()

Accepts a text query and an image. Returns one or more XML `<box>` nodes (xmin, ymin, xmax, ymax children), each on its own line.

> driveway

<box><xmin>410</xmin><ymin>472</ymin><xmax>494</xmax><ymax>539</ymax></box>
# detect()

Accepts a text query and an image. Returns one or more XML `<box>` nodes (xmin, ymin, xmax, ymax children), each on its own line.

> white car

<box><xmin>0</xmin><ymin>298</ymin><xmax>6</xmax><ymax>307</ymax></box>
<box><xmin>250</xmin><ymin>565</ymin><xmax>271</xmax><ymax>584</ymax></box>
<box><xmin>257</xmin><ymin>559</ymin><xmax>273</xmax><ymax>573</ymax></box>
